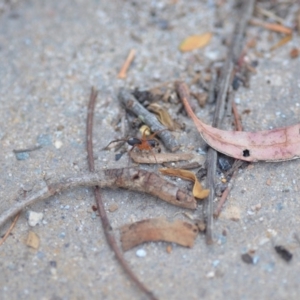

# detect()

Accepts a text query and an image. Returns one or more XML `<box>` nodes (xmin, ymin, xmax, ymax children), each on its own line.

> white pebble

<box><xmin>206</xmin><ymin>271</ymin><xmax>215</xmax><ymax>278</ymax></box>
<box><xmin>27</xmin><ymin>211</ymin><xmax>44</xmax><ymax>227</ymax></box>
<box><xmin>136</xmin><ymin>249</ymin><xmax>147</xmax><ymax>258</ymax></box>
<box><xmin>54</xmin><ymin>140</ymin><xmax>63</xmax><ymax>149</ymax></box>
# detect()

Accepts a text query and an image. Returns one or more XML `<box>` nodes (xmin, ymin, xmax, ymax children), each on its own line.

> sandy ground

<box><xmin>1</xmin><ymin>1</ymin><xmax>300</xmax><ymax>299</ymax></box>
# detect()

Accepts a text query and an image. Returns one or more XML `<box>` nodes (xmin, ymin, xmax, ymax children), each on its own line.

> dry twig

<box><xmin>0</xmin><ymin>212</ymin><xmax>20</xmax><ymax>246</ymax></box>
<box><xmin>86</xmin><ymin>88</ymin><xmax>157</xmax><ymax>300</ymax></box>
<box><xmin>0</xmin><ymin>168</ymin><xmax>196</xmax><ymax>229</ymax></box>
<box><xmin>118</xmin><ymin>88</ymin><xmax>179</xmax><ymax>152</ymax></box>
<box><xmin>117</xmin><ymin>49</ymin><xmax>136</xmax><ymax>79</ymax></box>
<box><xmin>199</xmin><ymin>0</ymin><xmax>255</xmax><ymax>244</ymax></box>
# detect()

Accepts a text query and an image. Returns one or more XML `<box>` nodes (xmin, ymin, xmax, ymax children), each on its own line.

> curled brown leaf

<box><xmin>120</xmin><ymin>218</ymin><xmax>199</xmax><ymax>251</ymax></box>
<box><xmin>159</xmin><ymin>168</ymin><xmax>209</xmax><ymax>199</ymax></box>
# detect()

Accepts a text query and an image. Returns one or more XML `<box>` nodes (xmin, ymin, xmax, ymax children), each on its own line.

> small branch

<box><xmin>231</xmin><ymin>97</ymin><xmax>243</xmax><ymax>131</ymax></box>
<box><xmin>0</xmin><ymin>212</ymin><xmax>20</xmax><ymax>246</ymax></box>
<box><xmin>118</xmin><ymin>88</ymin><xmax>180</xmax><ymax>152</ymax></box>
<box><xmin>129</xmin><ymin>151</ymin><xmax>194</xmax><ymax>164</ymax></box>
<box><xmin>86</xmin><ymin>88</ymin><xmax>157</xmax><ymax>300</ymax></box>
<box><xmin>0</xmin><ymin>169</ymin><xmax>196</xmax><ymax>229</ymax></box>
<box><xmin>204</xmin><ymin>0</ymin><xmax>256</xmax><ymax>244</ymax></box>
<box><xmin>117</xmin><ymin>49</ymin><xmax>136</xmax><ymax>79</ymax></box>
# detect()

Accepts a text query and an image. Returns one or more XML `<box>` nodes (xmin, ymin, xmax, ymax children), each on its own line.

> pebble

<box><xmin>54</xmin><ymin>140</ymin><xmax>63</xmax><ymax>149</ymax></box>
<box><xmin>136</xmin><ymin>249</ymin><xmax>147</xmax><ymax>258</ymax></box>
<box><xmin>27</xmin><ymin>211</ymin><xmax>44</xmax><ymax>227</ymax></box>
<box><xmin>108</xmin><ymin>203</ymin><xmax>118</xmax><ymax>212</ymax></box>
<box><xmin>15</xmin><ymin>152</ymin><xmax>29</xmax><ymax>160</ymax></box>
<box><xmin>206</xmin><ymin>271</ymin><xmax>215</xmax><ymax>278</ymax></box>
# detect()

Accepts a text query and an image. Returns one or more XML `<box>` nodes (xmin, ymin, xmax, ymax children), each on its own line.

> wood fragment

<box><xmin>118</xmin><ymin>88</ymin><xmax>180</xmax><ymax>152</ymax></box>
<box><xmin>0</xmin><ymin>212</ymin><xmax>20</xmax><ymax>246</ymax></box>
<box><xmin>129</xmin><ymin>151</ymin><xmax>194</xmax><ymax>164</ymax></box>
<box><xmin>255</xmin><ymin>6</ymin><xmax>286</xmax><ymax>24</ymax></box>
<box><xmin>250</xmin><ymin>18</ymin><xmax>293</xmax><ymax>35</ymax></box>
<box><xmin>117</xmin><ymin>49</ymin><xmax>136</xmax><ymax>79</ymax></box>
<box><xmin>120</xmin><ymin>218</ymin><xmax>199</xmax><ymax>251</ymax></box>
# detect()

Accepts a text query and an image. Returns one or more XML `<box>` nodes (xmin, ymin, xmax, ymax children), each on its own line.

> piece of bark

<box><xmin>120</xmin><ymin>218</ymin><xmax>199</xmax><ymax>251</ymax></box>
<box><xmin>129</xmin><ymin>151</ymin><xmax>194</xmax><ymax>164</ymax></box>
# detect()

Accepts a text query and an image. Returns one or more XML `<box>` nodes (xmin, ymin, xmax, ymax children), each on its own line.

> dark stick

<box><xmin>205</xmin><ymin>0</ymin><xmax>256</xmax><ymax>244</ymax></box>
<box><xmin>118</xmin><ymin>88</ymin><xmax>179</xmax><ymax>152</ymax></box>
<box><xmin>13</xmin><ymin>145</ymin><xmax>42</xmax><ymax>153</ymax></box>
<box><xmin>86</xmin><ymin>88</ymin><xmax>158</xmax><ymax>300</ymax></box>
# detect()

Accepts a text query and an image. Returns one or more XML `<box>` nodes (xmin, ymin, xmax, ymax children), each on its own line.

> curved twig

<box><xmin>86</xmin><ymin>88</ymin><xmax>157</xmax><ymax>300</ymax></box>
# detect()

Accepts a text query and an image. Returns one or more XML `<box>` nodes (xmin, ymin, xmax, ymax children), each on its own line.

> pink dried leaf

<box><xmin>176</xmin><ymin>82</ymin><xmax>300</xmax><ymax>162</ymax></box>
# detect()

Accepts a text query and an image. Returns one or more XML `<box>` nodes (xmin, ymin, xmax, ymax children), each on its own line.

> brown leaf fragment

<box><xmin>270</xmin><ymin>35</ymin><xmax>292</xmax><ymax>51</ymax></box>
<box><xmin>176</xmin><ymin>81</ymin><xmax>300</xmax><ymax>162</ymax></box>
<box><xmin>179</xmin><ymin>33</ymin><xmax>212</xmax><ymax>52</ymax></box>
<box><xmin>120</xmin><ymin>218</ymin><xmax>198</xmax><ymax>251</ymax></box>
<box><xmin>159</xmin><ymin>168</ymin><xmax>209</xmax><ymax>199</ymax></box>
<box><xmin>26</xmin><ymin>231</ymin><xmax>40</xmax><ymax>249</ymax></box>
<box><xmin>147</xmin><ymin>103</ymin><xmax>177</xmax><ymax>130</ymax></box>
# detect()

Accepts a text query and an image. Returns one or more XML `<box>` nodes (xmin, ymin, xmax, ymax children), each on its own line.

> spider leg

<box><xmin>149</xmin><ymin>148</ymin><xmax>158</xmax><ymax>163</ymax></box>
<box><xmin>102</xmin><ymin>138</ymin><xmax>128</xmax><ymax>150</ymax></box>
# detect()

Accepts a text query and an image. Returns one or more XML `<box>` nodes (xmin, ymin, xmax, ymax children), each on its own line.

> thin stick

<box><xmin>117</xmin><ymin>49</ymin><xmax>136</xmax><ymax>79</ymax></box>
<box><xmin>13</xmin><ymin>145</ymin><xmax>42</xmax><ymax>153</ymax></box>
<box><xmin>249</xmin><ymin>18</ymin><xmax>292</xmax><ymax>35</ymax></box>
<box><xmin>204</xmin><ymin>0</ymin><xmax>256</xmax><ymax>244</ymax></box>
<box><xmin>0</xmin><ymin>212</ymin><xmax>20</xmax><ymax>246</ymax></box>
<box><xmin>86</xmin><ymin>88</ymin><xmax>158</xmax><ymax>300</ymax></box>
<box><xmin>118</xmin><ymin>88</ymin><xmax>179</xmax><ymax>152</ymax></box>
<box><xmin>232</xmin><ymin>98</ymin><xmax>243</xmax><ymax>131</ymax></box>
<box><xmin>214</xmin><ymin>103</ymin><xmax>244</xmax><ymax>218</ymax></box>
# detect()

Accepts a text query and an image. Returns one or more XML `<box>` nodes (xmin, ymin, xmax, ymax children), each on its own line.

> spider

<box><xmin>103</xmin><ymin>128</ymin><xmax>167</xmax><ymax>163</ymax></box>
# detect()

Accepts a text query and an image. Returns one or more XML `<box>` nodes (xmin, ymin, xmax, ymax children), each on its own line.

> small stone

<box><xmin>241</xmin><ymin>253</ymin><xmax>254</xmax><ymax>264</ymax></box>
<box><xmin>15</xmin><ymin>152</ymin><xmax>29</xmax><ymax>161</ymax></box>
<box><xmin>27</xmin><ymin>211</ymin><xmax>44</xmax><ymax>227</ymax></box>
<box><xmin>136</xmin><ymin>249</ymin><xmax>147</xmax><ymax>258</ymax></box>
<box><xmin>54</xmin><ymin>140</ymin><xmax>63</xmax><ymax>149</ymax></box>
<box><xmin>222</xmin><ymin>206</ymin><xmax>241</xmax><ymax>221</ymax></box>
<box><xmin>266</xmin><ymin>229</ymin><xmax>277</xmax><ymax>238</ymax></box>
<box><xmin>26</xmin><ymin>231</ymin><xmax>40</xmax><ymax>249</ymax></box>
<box><xmin>108</xmin><ymin>203</ymin><xmax>118</xmax><ymax>212</ymax></box>
<box><xmin>206</xmin><ymin>271</ymin><xmax>215</xmax><ymax>278</ymax></box>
